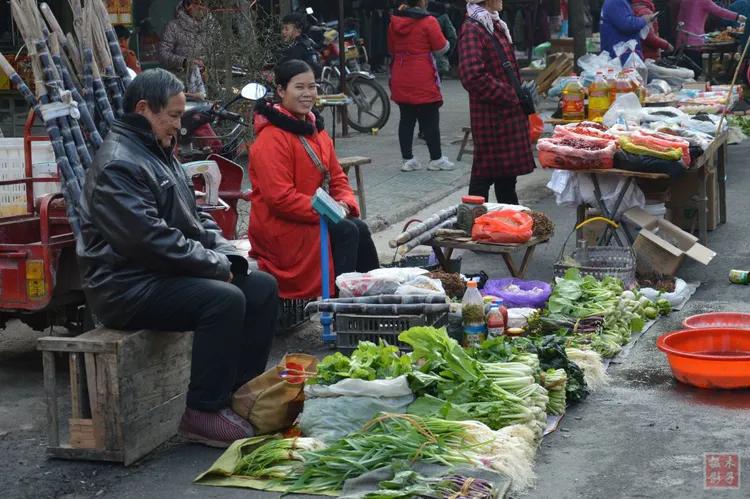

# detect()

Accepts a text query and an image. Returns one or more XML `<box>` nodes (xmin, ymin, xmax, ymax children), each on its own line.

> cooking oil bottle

<box><xmin>606</xmin><ymin>68</ymin><xmax>617</xmax><ymax>104</ymax></box>
<box><xmin>588</xmin><ymin>71</ymin><xmax>611</xmax><ymax>121</ymax></box>
<box><xmin>561</xmin><ymin>76</ymin><xmax>586</xmax><ymax>122</ymax></box>
<box><xmin>614</xmin><ymin>72</ymin><xmax>634</xmax><ymax>103</ymax></box>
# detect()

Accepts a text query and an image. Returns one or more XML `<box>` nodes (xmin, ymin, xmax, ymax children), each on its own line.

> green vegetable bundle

<box><xmin>234</xmin><ymin>437</ymin><xmax>325</xmax><ymax>479</ymax></box>
<box><xmin>309</xmin><ymin>340</ymin><xmax>412</xmax><ymax>385</ymax></box>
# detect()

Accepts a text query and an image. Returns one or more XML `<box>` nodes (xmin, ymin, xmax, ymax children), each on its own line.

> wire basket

<box><xmin>553</xmin><ymin>217</ymin><xmax>636</xmax><ymax>286</ymax></box>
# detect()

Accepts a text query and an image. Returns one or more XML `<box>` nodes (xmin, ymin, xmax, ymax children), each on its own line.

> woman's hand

<box><xmin>338</xmin><ymin>201</ymin><xmax>351</xmax><ymax>217</ymax></box>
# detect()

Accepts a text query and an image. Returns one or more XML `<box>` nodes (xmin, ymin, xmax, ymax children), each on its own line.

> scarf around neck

<box><xmin>466</xmin><ymin>3</ymin><xmax>512</xmax><ymax>43</ymax></box>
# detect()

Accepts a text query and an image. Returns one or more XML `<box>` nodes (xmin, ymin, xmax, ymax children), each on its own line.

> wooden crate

<box><xmin>38</xmin><ymin>328</ymin><xmax>192</xmax><ymax>465</ymax></box>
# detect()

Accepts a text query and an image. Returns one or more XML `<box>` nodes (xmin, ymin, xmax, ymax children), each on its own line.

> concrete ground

<box><xmin>2</xmin><ymin>81</ymin><xmax>750</xmax><ymax>498</ymax></box>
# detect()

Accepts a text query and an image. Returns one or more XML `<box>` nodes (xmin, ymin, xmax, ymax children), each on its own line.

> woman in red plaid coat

<box><xmin>458</xmin><ymin>0</ymin><xmax>535</xmax><ymax>204</ymax></box>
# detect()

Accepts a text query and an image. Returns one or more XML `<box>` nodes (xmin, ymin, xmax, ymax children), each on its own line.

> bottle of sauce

<box><xmin>561</xmin><ymin>76</ymin><xmax>585</xmax><ymax>122</ymax></box>
<box><xmin>486</xmin><ymin>306</ymin><xmax>505</xmax><ymax>339</ymax></box>
<box><xmin>462</xmin><ymin>281</ymin><xmax>487</xmax><ymax>347</ymax></box>
<box><xmin>588</xmin><ymin>71</ymin><xmax>611</xmax><ymax>121</ymax></box>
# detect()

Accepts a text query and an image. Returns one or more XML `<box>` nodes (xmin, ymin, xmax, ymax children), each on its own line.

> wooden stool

<box><xmin>38</xmin><ymin>328</ymin><xmax>192</xmax><ymax>465</ymax></box>
<box><xmin>457</xmin><ymin>127</ymin><xmax>474</xmax><ymax>162</ymax></box>
<box><xmin>339</xmin><ymin>156</ymin><xmax>372</xmax><ymax>219</ymax></box>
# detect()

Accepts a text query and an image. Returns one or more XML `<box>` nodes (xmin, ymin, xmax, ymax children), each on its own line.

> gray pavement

<box><xmin>2</xmin><ymin>82</ymin><xmax>750</xmax><ymax>498</ymax></box>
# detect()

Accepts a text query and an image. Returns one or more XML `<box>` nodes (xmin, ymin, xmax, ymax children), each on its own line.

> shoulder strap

<box><xmin>464</xmin><ymin>17</ymin><xmax>525</xmax><ymax>101</ymax></box>
<box><xmin>298</xmin><ymin>136</ymin><xmax>331</xmax><ymax>193</ymax></box>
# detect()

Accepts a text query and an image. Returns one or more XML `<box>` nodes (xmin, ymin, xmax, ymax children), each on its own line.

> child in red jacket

<box><xmin>631</xmin><ymin>0</ymin><xmax>673</xmax><ymax>60</ymax></box>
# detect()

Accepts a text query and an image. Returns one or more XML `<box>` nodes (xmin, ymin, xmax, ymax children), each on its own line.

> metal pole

<box><xmin>319</xmin><ymin>215</ymin><xmax>334</xmax><ymax>343</ymax></box>
<box><xmin>568</xmin><ymin>0</ymin><xmax>586</xmax><ymax>71</ymax></box>
<box><xmin>338</xmin><ymin>0</ymin><xmax>345</xmax><ymax>93</ymax></box>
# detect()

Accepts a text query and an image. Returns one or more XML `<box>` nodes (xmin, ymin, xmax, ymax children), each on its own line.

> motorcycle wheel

<box><xmin>345</xmin><ymin>77</ymin><xmax>390</xmax><ymax>133</ymax></box>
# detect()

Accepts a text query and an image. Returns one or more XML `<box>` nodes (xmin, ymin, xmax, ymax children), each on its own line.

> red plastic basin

<box><xmin>682</xmin><ymin>312</ymin><xmax>750</xmax><ymax>330</ymax></box>
<box><xmin>656</xmin><ymin>328</ymin><xmax>750</xmax><ymax>389</ymax></box>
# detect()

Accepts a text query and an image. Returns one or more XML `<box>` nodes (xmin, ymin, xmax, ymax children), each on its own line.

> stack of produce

<box><xmin>307</xmin><ymin>340</ymin><xmax>412</xmax><ymax>385</ymax></box>
<box><xmin>537</xmin><ymin>133</ymin><xmax>617</xmax><ymax>170</ymax></box>
<box><xmin>619</xmin><ymin>130</ymin><xmax>690</xmax><ymax>165</ymax></box>
<box><xmin>398</xmin><ymin>327</ymin><xmax>549</xmax><ymax>434</ymax></box>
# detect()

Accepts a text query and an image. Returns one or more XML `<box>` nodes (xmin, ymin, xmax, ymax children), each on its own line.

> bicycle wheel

<box><xmin>345</xmin><ymin>77</ymin><xmax>390</xmax><ymax>133</ymax></box>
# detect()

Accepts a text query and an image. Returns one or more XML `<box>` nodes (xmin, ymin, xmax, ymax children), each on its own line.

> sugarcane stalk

<box><xmin>399</xmin><ymin>218</ymin><xmax>457</xmax><ymax>255</ymax></box>
<box><xmin>305</xmin><ymin>294</ymin><xmax>447</xmax><ymax>312</ymax></box>
<box><xmin>0</xmin><ymin>53</ymin><xmax>81</xmax><ymax>236</ymax></box>
<box><xmin>65</xmin><ymin>33</ymin><xmax>84</xmax><ymax>76</ymax></box>
<box><xmin>56</xmin><ymin>54</ymin><xmax>103</xmax><ymax>148</ymax></box>
<box><xmin>306</xmin><ymin>302</ymin><xmax>450</xmax><ymax>315</ymax></box>
<box><xmin>93</xmin><ymin>0</ymin><xmax>132</xmax><ymax>86</ymax></box>
<box><xmin>90</xmin><ymin>58</ymin><xmax>115</xmax><ymax>129</ymax></box>
<box><xmin>40</xmin><ymin>3</ymin><xmax>84</xmax><ymax>92</ymax></box>
<box><xmin>389</xmin><ymin>206</ymin><xmax>458</xmax><ymax>248</ymax></box>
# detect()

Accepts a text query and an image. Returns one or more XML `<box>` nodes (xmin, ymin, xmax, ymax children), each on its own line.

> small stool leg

<box><xmin>457</xmin><ymin>129</ymin><xmax>471</xmax><ymax>162</ymax></box>
<box><xmin>319</xmin><ymin>216</ymin><xmax>335</xmax><ymax>343</ymax></box>
<box><xmin>354</xmin><ymin>165</ymin><xmax>366</xmax><ymax>219</ymax></box>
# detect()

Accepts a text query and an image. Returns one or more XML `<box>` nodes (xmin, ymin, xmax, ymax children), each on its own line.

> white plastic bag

<box><xmin>546</xmin><ymin>169</ymin><xmax>581</xmax><ymax>207</ymax></box>
<box><xmin>507</xmin><ymin>307</ymin><xmax>539</xmax><ymax>329</ymax></box>
<box><xmin>603</xmin><ymin>92</ymin><xmax>643</xmax><ymax>128</ymax></box>
<box><xmin>300</xmin><ymin>376</ymin><xmax>414</xmax><ymax>442</ymax></box>
<box><xmin>639</xmin><ymin>278</ymin><xmax>691</xmax><ymax>308</ymax></box>
<box><xmin>578</xmin><ymin>173</ymin><xmax>645</xmax><ymax>217</ymax></box>
<box><xmin>336</xmin><ymin>272</ymin><xmax>401</xmax><ymax>297</ymax></box>
<box><xmin>395</xmin><ymin>276</ymin><xmax>445</xmax><ymax>296</ymax></box>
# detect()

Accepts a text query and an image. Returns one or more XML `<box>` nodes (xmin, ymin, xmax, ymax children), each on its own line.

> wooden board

<box><xmin>339</xmin><ymin>156</ymin><xmax>372</xmax><ymax>169</ymax></box>
<box><xmin>571</xmin><ymin>168</ymin><xmax>671</xmax><ymax>180</ymax></box>
<box><xmin>430</xmin><ymin>234</ymin><xmax>551</xmax><ymax>253</ymax></box>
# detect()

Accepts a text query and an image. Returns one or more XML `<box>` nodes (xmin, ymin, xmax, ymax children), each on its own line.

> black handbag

<box><xmin>465</xmin><ymin>18</ymin><xmax>536</xmax><ymax>115</ymax></box>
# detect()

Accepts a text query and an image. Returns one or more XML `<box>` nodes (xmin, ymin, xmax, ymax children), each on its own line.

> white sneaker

<box><xmin>427</xmin><ymin>156</ymin><xmax>456</xmax><ymax>171</ymax></box>
<box><xmin>401</xmin><ymin>158</ymin><xmax>422</xmax><ymax>172</ymax></box>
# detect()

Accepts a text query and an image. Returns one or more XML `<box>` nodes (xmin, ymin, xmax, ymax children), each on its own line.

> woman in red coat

<box><xmin>458</xmin><ymin>0</ymin><xmax>535</xmax><ymax>205</ymax></box>
<box><xmin>632</xmin><ymin>0</ymin><xmax>673</xmax><ymax>60</ymax></box>
<box><xmin>249</xmin><ymin>60</ymin><xmax>379</xmax><ymax>299</ymax></box>
<box><xmin>389</xmin><ymin>0</ymin><xmax>454</xmax><ymax>172</ymax></box>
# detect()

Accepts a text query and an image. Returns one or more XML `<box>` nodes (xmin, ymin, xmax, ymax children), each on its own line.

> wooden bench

<box><xmin>339</xmin><ymin>156</ymin><xmax>372</xmax><ymax>219</ymax></box>
<box><xmin>457</xmin><ymin>127</ymin><xmax>473</xmax><ymax>162</ymax></box>
<box><xmin>38</xmin><ymin>328</ymin><xmax>192</xmax><ymax>465</ymax></box>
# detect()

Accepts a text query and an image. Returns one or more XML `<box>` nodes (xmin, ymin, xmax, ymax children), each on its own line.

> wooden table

<box><xmin>427</xmin><ymin>234</ymin><xmax>551</xmax><ymax>278</ymax></box>
<box><xmin>568</xmin><ymin>131</ymin><xmax>729</xmax><ymax>244</ymax></box>
<box><xmin>685</xmin><ymin>41</ymin><xmax>738</xmax><ymax>84</ymax></box>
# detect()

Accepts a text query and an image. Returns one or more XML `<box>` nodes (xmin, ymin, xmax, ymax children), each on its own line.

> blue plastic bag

<box><xmin>481</xmin><ymin>278</ymin><xmax>552</xmax><ymax>309</ymax></box>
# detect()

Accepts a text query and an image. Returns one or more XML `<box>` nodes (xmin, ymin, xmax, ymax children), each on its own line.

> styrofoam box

<box><xmin>0</xmin><ymin>138</ymin><xmax>58</xmax><ymax>216</ymax></box>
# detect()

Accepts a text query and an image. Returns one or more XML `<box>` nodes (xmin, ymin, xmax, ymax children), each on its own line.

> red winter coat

<box><xmin>388</xmin><ymin>8</ymin><xmax>448</xmax><ymax>105</ymax></box>
<box><xmin>248</xmin><ymin>102</ymin><xmax>359</xmax><ymax>299</ymax></box>
<box><xmin>632</xmin><ymin>0</ymin><xmax>670</xmax><ymax>60</ymax></box>
<box><xmin>458</xmin><ymin>19</ymin><xmax>535</xmax><ymax>179</ymax></box>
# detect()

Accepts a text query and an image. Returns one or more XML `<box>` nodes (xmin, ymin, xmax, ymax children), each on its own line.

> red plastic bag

<box><xmin>471</xmin><ymin>210</ymin><xmax>534</xmax><ymax>244</ymax></box>
<box><xmin>529</xmin><ymin>114</ymin><xmax>543</xmax><ymax>143</ymax></box>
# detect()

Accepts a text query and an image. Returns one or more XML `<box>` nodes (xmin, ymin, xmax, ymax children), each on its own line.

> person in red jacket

<box><xmin>248</xmin><ymin>60</ymin><xmax>379</xmax><ymax>299</ymax></box>
<box><xmin>631</xmin><ymin>0</ymin><xmax>673</xmax><ymax>60</ymax></box>
<box><xmin>389</xmin><ymin>0</ymin><xmax>454</xmax><ymax>172</ymax></box>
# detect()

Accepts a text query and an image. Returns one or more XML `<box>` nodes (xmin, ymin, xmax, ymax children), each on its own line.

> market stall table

<box><xmin>684</xmin><ymin>41</ymin><xmax>738</xmax><ymax>84</ymax></box>
<box><xmin>427</xmin><ymin>234</ymin><xmax>551</xmax><ymax>278</ymax></box>
<box><xmin>568</xmin><ymin>131</ymin><xmax>728</xmax><ymax>245</ymax></box>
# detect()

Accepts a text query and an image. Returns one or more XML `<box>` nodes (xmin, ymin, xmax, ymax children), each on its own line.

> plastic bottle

<box><xmin>486</xmin><ymin>307</ymin><xmax>505</xmax><ymax>339</ymax></box>
<box><xmin>606</xmin><ymin>68</ymin><xmax>617</xmax><ymax>104</ymax></box>
<box><xmin>614</xmin><ymin>73</ymin><xmax>633</xmax><ymax>103</ymax></box>
<box><xmin>588</xmin><ymin>71</ymin><xmax>611</xmax><ymax>121</ymax></box>
<box><xmin>462</xmin><ymin>281</ymin><xmax>486</xmax><ymax>347</ymax></box>
<box><xmin>623</xmin><ymin>68</ymin><xmax>645</xmax><ymax>105</ymax></box>
<box><xmin>492</xmin><ymin>299</ymin><xmax>509</xmax><ymax>332</ymax></box>
<box><xmin>561</xmin><ymin>76</ymin><xmax>586</xmax><ymax>122</ymax></box>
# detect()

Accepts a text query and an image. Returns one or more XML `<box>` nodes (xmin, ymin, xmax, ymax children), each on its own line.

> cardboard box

<box><xmin>624</xmin><ymin>207</ymin><xmax>716</xmax><ymax>276</ymax></box>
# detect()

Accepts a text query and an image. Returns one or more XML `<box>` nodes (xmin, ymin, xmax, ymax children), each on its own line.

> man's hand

<box><xmin>642</xmin><ymin>13</ymin><xmax>658</xmax><ymax>23</ymax></box>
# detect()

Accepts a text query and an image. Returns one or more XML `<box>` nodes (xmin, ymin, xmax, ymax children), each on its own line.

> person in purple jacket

<box><xmin>600</xmin><ymin>0</ymin><xmax>657</xmax><ymax>60</ymax></box>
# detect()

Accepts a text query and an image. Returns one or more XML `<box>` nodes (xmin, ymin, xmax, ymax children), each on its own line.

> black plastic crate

<box><xmin>278</xmin><ymin>298</ymin><xmax>313</xmax><ymax>331</ymax></box>
<box><xmin>335</xmin><ymin>312</ymin><xmax>447</xmax><ymax>353</ymax></box>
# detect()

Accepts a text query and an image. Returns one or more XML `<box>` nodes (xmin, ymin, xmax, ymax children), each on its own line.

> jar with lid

<box><xmin>456</xmin><ymin>195</ymin><xmax>487</xmax><ymax>232</ymax></box>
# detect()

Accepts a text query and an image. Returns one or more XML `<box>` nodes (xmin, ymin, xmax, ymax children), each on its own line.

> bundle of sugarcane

<box><xmin>1</xmin><ymin>0</ymin><xmax>132</xmax><ymax>237</ymax></box>
<box><xmin>388</xmin><ymin>206</ymin><xmax>458</xmax><ymax>249</ymax></box>
<box><xmin>304</xmin><ymin>302</ymin><xmax>451</xmax><ymax>315</ymax></box>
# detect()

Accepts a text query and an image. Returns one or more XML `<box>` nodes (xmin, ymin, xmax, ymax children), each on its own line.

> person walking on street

<box><xmin>458</xmin><ymin>0</ymin><xmax>534</xmax><ymax>204</ymax></box>
<box><xmin>77</xmin><ymin>69</ymin><xmax>278</xmax><ymax>448</ymax></box>
<box><xmin>389</xmin><ymin>0</ymin><xmax>455</xmax><ymax>172</ymax></box>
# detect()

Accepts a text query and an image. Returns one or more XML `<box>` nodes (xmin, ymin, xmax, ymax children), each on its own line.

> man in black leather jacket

<box><xmin>77</xmin><ymin>69</ymin><xmax>278</xmax><ymax>448</ymax></box>
<box><xmin>279</xmin><ymin>12</ymin><xmax>322</xmax><ymax>78</ymax></box>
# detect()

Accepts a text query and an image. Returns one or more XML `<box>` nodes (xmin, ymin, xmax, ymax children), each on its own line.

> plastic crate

<box><xmin>382</xmin><ymin>253</ymin><xmax>462</xmax><ymax>274</ymax></box>
<box><xmin>0</xmin><ymin>138</ymin><xmax>57</xmax><ymax>217</ymax></box>
<box><xmin>278</xmin><ymin>298</ymin><xmax>313</xmax><ymax>331</ymax></box>
<box><xmin>335</xmin><ymin>312</ymin><xmax>447</xmax><ymax>352</ymax></box>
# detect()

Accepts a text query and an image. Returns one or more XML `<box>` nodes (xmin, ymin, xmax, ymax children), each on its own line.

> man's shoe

<box><xmin>401</xmin><ymin>158</ymin><xmax>422</xmax><ymax>172</ymax></box>
<box><xmin>427</xmin><ymin>156</ymin><xmax>456</xmax><ymax>171</ymax></box>
<box><xmin>178</xmin><ymin>407</ymin><xmax>255</xmax><ymax>448</ymax></box>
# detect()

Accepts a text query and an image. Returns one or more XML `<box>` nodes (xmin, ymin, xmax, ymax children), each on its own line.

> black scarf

<box><xmin>254</xmin><ymin>98</ymin><xmax>325</xmax><ymax>136</ymax></box>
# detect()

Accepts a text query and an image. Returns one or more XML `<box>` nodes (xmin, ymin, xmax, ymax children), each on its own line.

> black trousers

<box><xmin>468</xmin><ymin>175</ymin><xmax>519</xmax><ymax>205</ymax></box>
<box><xmin>329</xmin><ymin>217</ymin><xmax>380</xmax><ymax>276</ymax></box>
<box><xmin>398</xmin><ymin>102</ymin><xmax>442</xmax><ymax>161</ymax></box>
<box><xmin>121</xmin><ymin>270</ymin><xmax>278</xmax><ymax>412</ymax></box>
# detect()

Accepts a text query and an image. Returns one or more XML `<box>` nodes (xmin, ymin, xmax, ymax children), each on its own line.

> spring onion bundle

<box><xmin>285</xmin><ymin>414</ymin><xmax>475</xmax><ymax>493</ymax></box>
<box><xmin>565</xmin><ymin>348</ymin><xmax>609</xmax><ymax>391</ymax></box>
<box><xmin>234</xmin><ymin>437</ymin><xmax>325</xmax><ymax>479</ymax></box>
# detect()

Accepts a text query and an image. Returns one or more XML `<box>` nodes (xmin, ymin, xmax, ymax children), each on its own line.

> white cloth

<box><xmin>466</xmin><ymin>3</ymin><xmax>512</xmax><ymax>43</ymax></box>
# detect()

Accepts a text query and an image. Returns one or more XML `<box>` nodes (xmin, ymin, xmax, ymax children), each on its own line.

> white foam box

<box><xmin>624</xmin><ymin>207</ymin><xmax>716</xmax><ymax>277</ymax></box>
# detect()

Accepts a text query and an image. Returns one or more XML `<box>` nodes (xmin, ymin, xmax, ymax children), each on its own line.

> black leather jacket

<box><xmin>76</xmin><ymin>113</ymin><xmax>247</xmax><ymax>327</ymax></box>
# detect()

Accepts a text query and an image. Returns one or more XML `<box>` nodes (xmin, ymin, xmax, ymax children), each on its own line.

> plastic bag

<box><xmin>300</xmin><ymin>376</ymin><xmax>414</xmax><ymax>442</ymax></box>
<box><xmin>537</xmin><ymin>135</ymin><xmax>617</xmax><ymax>170</ymax></box>
<box><xmin>554</xmin><ymin>122</ymin><xmax>618</xmax><ymax>141</ymax></box>
<box><xmin>578</xmin><ymin>51</ymin><xmax>621</xmax><ymax>75</ymax></box>
<box><xmin>481</xmin><ymin>278</ymin><xmax>552</xmax><ymax>308</ymax></box>
<box><xmin>639</xmin><ymin>278</ymin><xmax>691</xmax><ymax>308</ymax></box>
<box><xmin>336</xmin><ymin>268</ymin><xmax>429</xmax><ymax>297</ymax></box>
<box><xmin>578</xmin><ymin>173</ymin><xmax>646</xmax><ymax>217</ymax></box>
<box><xmin>506</xmin><ymin>307</ymin><xmax>539</xmax><ymax>329</ymax></box>
<box><xmin>471</xmin><ymin>210</ymin><xmax>533</xmax><ymax>244</ymax></box>
<box><xmin>529</xmin><ymin>113</ymin><xmax>543</xmax><ymax>143</ymax></box>
<box><xmin>622</xmin><ymin>44</ymin><xmax>648</xmax><ymax>84</ymax></box>
<box><xmin>603</xmin><ymin>92</ymin><xmax>642</xmax><ymax>128</ymax></box>
<box><xmin>395</xmin><ymin>276</ymin><xmax>445</xmax><ymax>296</ymax></box>
<box><xmin>546</xmin><ymin>169</ymin><xmax>582</xmax><ymax>207</ymax></box>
